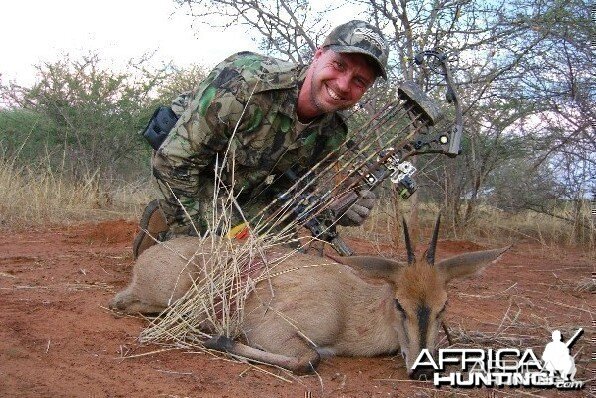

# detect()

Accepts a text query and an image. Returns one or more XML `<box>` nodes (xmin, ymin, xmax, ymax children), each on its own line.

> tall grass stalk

<box><xmin>138</xmin><ymin>165</ymin><xmax>304</xmax><ymax>346</ymax></box>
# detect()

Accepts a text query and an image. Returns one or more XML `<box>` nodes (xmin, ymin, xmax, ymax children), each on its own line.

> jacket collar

<box><xmin>253</xmin><ymin>63</ymin><xmax>344</xmax><ymax>130</ymax></box>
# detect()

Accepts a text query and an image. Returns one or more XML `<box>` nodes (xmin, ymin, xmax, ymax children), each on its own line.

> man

<box><xmin>542</xmin><ymin>330</ymin><xmax>577</xmax><ymax>381</ymax></box>
<box><xmin>133</xmin><ymin>20</ymin><xmax>389</xmax><ymax>258</ymax></box>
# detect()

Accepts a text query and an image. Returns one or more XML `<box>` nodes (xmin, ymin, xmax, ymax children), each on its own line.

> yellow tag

<box><xmin>226</xmin><ymin>222</ymin><xmax>249</xmax><ymax>239</ymax></box>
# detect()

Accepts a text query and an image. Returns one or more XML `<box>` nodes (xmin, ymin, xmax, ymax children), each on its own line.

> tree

<box><xmin>175</xmin><ymin>0</ymin><xmax>331</xmax><ymax>62</ymax></box>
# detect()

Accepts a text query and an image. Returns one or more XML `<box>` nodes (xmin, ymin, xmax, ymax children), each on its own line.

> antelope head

<box><xmin>341</xmin><ymin>215</ymin><xmax>509</xmax><ymax>379</ymax></box>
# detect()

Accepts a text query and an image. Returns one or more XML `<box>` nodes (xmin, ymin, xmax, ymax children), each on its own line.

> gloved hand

<box><xmin>333</xmin><ymin>190</ymin><xmax>376</xmax><ymax>227</ymax></box>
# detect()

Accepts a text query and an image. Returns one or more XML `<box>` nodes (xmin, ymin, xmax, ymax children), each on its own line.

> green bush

<box><xmin>0</xmin><ymin>53</ymin><xmax>207</xmax><ymax>183</ymax></box>
<box><xmin>0</xmin><ymin>108</ymin><xmax>58</xmax><ymax>161</ymax></box>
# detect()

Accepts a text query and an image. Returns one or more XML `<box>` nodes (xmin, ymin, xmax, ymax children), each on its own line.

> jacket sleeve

<box><xmin>152</xmin><ymin>69</ymin><xmax>254</xmax><ymax>233</ymax></box>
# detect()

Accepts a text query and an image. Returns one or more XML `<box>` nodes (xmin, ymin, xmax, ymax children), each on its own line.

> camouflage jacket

<box><xmin>152</xmin><ymin>51</ymin><xmax>348</xmax><ymax>234</ymax></box>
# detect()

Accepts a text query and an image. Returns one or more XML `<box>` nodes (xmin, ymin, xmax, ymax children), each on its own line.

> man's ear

<box><xmin>335</xmin><ymin>255</ymin><xmax>406</xmax><ymax>281</ymax></box>
<box><xmin>436</xmin><ymin>246</ymin><xmax>511</xmax><ymax>282</ymax></box>
<box><xmin>313</xmin><ymin>47</ymin><xmax>325</xmax><ymax>61</ymax></box>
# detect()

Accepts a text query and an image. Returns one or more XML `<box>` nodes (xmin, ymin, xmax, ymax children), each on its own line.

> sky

<box><xmin>0</xmin><ymin>0</ymin><xmax>260</xmax><ymax>87</ymax></box>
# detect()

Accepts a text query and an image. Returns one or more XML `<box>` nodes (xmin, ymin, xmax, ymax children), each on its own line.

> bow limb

<box><xmin>415</xmin><ymin>50</ymin><xmax>464</xmax><ymax>157</ymax></box>
<box><xmin>440</xmin><ymin>55</ymin><xmax>463</xmax><ymax>157</ymax></box>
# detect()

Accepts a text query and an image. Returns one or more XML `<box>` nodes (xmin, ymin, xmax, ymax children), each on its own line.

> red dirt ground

<box><xmin>0</xmin><ymin>219</ymin><xmax>593</xmax><ymax>397</ymax></box>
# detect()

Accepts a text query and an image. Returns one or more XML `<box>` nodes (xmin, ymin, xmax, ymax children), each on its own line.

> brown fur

<box><xmin>110</xmin><ymin>235</ymin><xmax>509</xmax><ymax>376</ymax></box>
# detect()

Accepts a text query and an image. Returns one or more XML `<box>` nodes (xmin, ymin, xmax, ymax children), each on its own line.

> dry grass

<box><xmin>134</xmin><ymin>155</ymin><xmax>307</xmax><ymax>361</ymax></box>
<box><xmin>465</xmin><ymin>204</ymin><xmax>595</xmax><ymax>248</ymax></box>
<box><xmin>138</xmin><ymin>206</ymin><xmax>312</xmax><ymax>350</ymax></box>
<box><xmin>343</xmin><ymin>199</ymin><xmax>595</xmax><ymax>256</ymax></box>
<box><xmin>137</xmin><ymin>231</ymin><xmax>288</xmax><ymax>346</ymax></box>
<box><xmin>2</xmin><ymin>138</ymin><xmax>591</xmax><ymax>252</ymax></box>
<box><xmin>0</xmin><ymin>157</ymin><xmax>151</xmax><ymax>228</ymax></box>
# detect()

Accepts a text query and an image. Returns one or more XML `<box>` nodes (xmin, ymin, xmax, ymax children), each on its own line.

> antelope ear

<box><xmin>436</xmin><ymin>246</ymin><xmax>511</xmax><ymax>282</ymax></box>
<box><xmin>336</xmin><ymin>255</ymin><xmax>406</xmax><ymax>281</ymax></box>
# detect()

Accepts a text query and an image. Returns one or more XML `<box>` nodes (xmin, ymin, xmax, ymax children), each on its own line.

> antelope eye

<box><xmin>395</xmin><ymin>299</ymin><xmax>406</xmax><ymax>314</ymax></box>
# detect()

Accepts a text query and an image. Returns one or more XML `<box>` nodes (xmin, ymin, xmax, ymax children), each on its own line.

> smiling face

<box><xmin>297</xmin><ymin>48</ymin><xmax>377</xmax><ymax>121</ymax></box>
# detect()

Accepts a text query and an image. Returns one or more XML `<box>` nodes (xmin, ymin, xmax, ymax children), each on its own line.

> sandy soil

<box><xmin>0</xmin><ymin>219</ymin><xmax>593</xmax><ymax>397</ymax></box>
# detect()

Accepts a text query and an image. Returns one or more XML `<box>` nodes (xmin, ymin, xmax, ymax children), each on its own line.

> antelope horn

<box><xmin>402</xmin><ymin>217</ymin><xmax>415</xmax><ymax>265</ymax></box>
<box><xmin>426</xmin><ymin>214</ymin><xmax>441</xmax><ymax>265</ymax></box>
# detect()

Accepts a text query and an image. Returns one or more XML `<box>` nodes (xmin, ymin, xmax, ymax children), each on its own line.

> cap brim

<box><xmin>328</xmin><ymin>44</ymin><xmax>387</xmax><ymax>80</ymax></box>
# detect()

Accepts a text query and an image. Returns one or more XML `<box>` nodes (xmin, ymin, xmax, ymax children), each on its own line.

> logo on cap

<box><xmin>353</xmin><ymin>27</ymin><xmax>385</xmax><ymax>52</ymax></box>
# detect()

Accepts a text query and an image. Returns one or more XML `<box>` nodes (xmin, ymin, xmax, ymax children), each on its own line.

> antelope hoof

<box><xmin>292</xmin><ymin>351</ymin><xmax>321</xmax><ymax>375</ymax></box>
<box><xmin>204</xmin><ymin>335</ymin><xmax>234</xmax><ymax>352</ymax></box>
<box><xmin>410</xmin><ymin>367</ymin><xmax>434</xmax><ymax>381</ymax></box>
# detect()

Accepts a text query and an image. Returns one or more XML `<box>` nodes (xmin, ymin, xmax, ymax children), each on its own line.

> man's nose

<box><xmin>335</xmin><ymin>72</ymin><xmax>351</xmax><ymax>94</ymax></box>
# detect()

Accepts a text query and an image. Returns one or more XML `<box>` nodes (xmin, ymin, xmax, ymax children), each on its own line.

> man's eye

<box><xmin>333</xmin><ymin>61</ymin><xmax>344</xmax><ymax>71</ymax></box>
<box><xmin>354</xmin><ymin>78</ymin><xmax>367</xmax><ymax>88</ymax></box>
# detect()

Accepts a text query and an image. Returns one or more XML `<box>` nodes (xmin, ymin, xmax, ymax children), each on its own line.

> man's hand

<box><xmin>334</xmin><ymin>190</ymin><xmax>376</xmax><ymax>227</ymax></box>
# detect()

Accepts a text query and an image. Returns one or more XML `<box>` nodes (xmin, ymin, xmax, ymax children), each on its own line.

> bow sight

<box><xmin>253</xmin><ymin>49</ymin><xmax>464</xmax><ymax>256</ymax></box>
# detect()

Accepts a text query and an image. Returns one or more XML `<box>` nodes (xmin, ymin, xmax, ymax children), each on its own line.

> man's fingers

<box><xmin>343</xmin><ymin>204</ymin><xmax>370</xmax><ymax>225</ymax></box>
<box><xmin>359</xmin><ymin>189</ymin><xmax>376</xmax><ymax>199</ymax></box>
<box><xmin>343</xmin><ymin>209</ymin><xmax>363</xmax><ymax>226</ymax></box>
<box><xmin>358</xmin><ymin>190</ymin><xmax>376</xmax><ymax>209</ymax></box>
<box><xmin>351</xmin><ymin>204</ymin><xmax>370</xmax><ymax>218</ymax></box>
<box><xmin>329</xmin><ymin>191</ymin><xmax>359</xmax><ymax>214</ymax></box>
<box><xmin>335</xmin><ymin>189</ymin><xmax>377</xmax><ymax>227</ymax></box>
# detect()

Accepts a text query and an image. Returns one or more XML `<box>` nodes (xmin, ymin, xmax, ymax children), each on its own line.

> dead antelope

<box><xmin>110</xmin><ymin>216</ymin><xmax>509</xmax><ymax>377</ymax></box>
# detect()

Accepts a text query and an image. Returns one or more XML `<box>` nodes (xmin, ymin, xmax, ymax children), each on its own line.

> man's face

<box><xmin>307</xmin><ymin>48</ymin><xmax>376</xmax><ymax>115</ymax></box>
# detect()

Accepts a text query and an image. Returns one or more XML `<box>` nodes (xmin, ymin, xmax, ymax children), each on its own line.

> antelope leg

<box><xmin>204</xmin><ymin>335</ymin><xmax>320</xmax><ymax>375</ymax></box>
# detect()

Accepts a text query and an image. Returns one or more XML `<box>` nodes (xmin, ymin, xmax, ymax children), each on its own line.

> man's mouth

<box><xmin>325</xmin><ymin>85</ymin><xmax>342</xmax><ymax>101</ymax></box>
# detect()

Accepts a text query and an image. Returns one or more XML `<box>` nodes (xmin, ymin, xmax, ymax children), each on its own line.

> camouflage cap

<box><xmin>322</xmin><ymin>20</ymin><xmax>389</xmax><ymax>79</ymax></box>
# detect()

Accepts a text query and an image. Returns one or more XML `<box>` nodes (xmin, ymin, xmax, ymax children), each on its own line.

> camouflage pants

<box><xmin>152</xmin><ymin>152</ymin><xmax>264</xmax><ymax>237</ymax></box>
